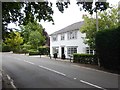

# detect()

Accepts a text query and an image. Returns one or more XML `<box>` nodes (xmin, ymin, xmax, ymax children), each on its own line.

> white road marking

<box><xmin>38</xmin><ymin>65</ymin><xmax>66</xmax><ymax>76</ymax></box>
<box><xmin>7</xmin><ymin>75</ymin><xmax>11</xmax><ymax>80</ymax></box>
<box><xmin>80</xmin><ymin>80</ymin><xmax>107</xmax><ymax>90</ymax></box>
<box><xmin>24</xmin><ymin>60</ymin><xmax>35</xmax><ymax>65</ymax></box>
<box><xmin>10</xmin><ymin>80</ymin><xmax>17</xmax><ymax>89</ymax></box>
<box><xmin>7</xmin><ymin>74</ymin><xmax>17</xmax><ymax>89</ymax></box>
<box><xmin>74</xmin><ymin>78</ymin><xmax>77</xmax><ymax>80</ymax></box>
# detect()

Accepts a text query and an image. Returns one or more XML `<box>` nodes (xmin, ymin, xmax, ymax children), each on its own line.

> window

<box><xmin>67</xmin><ymin>31</ymin><xmax>77</xmax><ymax>40</ymax></box>
<box><xmin>61</xmin><ymin>33</ymin><xmax>65</xmax><ymax>40</ymax></box>
<box><xmin>85</xmin><ymin>47</ymin><xmax>95</xmax><ymax>55</ymax></box>
<box><xmin>52</xmin><ymin>35</ymin><xmax>57</xmax><ymax>41</ymax></box>
<box><xmin>67</xmin><ymin>46</ymin><xmax>77</xmax><ymax>55</ymax></box>
<box><xmin>52</xmin><ymin>47</ymin><xmax>59</xmax><ymax>54</ymax></box>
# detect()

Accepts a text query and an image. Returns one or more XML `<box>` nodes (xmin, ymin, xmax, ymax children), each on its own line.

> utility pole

<box><xmin>96</xmin><ymin>10</ymin><xmax>100</xmax><ymax>67</ymax></box>
<box><xmin>96</xmin><ymin>10</ymin><xmax>99</xmax><ymax>31</ymax></box>
<box><xmin>95</xmin><ymin>0</ymin><xmax>100</xmax><ymax>67</ymax></box>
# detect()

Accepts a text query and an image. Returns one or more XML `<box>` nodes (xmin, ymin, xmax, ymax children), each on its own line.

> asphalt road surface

<box><xmin>2</xmin><ymin>53</ymin><xmax>119</xmax><ymax>89</ymax></box>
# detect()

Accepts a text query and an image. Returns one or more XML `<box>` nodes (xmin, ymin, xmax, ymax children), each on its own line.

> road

<box><xmin>2</xmin><ymin>53</ymin><xmax>119</xmax><ymax>89</ymax></box>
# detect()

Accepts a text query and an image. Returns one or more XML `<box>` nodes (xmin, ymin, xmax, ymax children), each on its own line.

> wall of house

<box><xmin>50</xmin><ymin>30</ymin><xmax>88</xmax><ymax>58</ymax></box>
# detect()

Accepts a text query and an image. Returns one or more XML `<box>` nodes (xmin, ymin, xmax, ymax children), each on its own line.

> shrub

<box><xmin>22</xmin><ymin>44</ymin><xmax>31</xmax><ymax>50</ymax></box>
<box><xmin>95</xmin><ymin>27</ymin><xmax>120</xmax><ymax>70</ymax></box>
<box><xmin>73</xmin><ymin>53</ymin><xmax>98</xmax><ymax>65</ymax></box>
<box><xmin>28</xmin><ymin>49</ymin><xmax>39</xmax><ymax>55</ymax></box>
<box><xmin>2</xmin><ymin>44</ymin><xmax>11</xmax><ymax>52</ymax></box>
<box><xmin>38</xmin><ymin>46</ymin><xmax>50</xmax><ymax>55</ymax></box>
<box><xmin>21</xmin><ymin>48</ymin><xmax>29</xmax><ymax>54</ymax></box>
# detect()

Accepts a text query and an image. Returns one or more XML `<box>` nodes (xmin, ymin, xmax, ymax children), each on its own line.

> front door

<box><xmin>61</xmin><ymin>47</ymin><xmax>65</xmax><ymax>59</ymax></box>
<box><xmin>61</xmin><ymin>47</ymin><xmax>64</xmax><ymax>55</ymax></box>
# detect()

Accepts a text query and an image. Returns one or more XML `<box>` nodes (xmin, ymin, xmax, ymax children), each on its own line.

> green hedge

<box><xmin>73</xmin><ymin>53</ymin><xmax>98</xmax><ymax>65</ymax></box>
<box><xmin>2</xmin><ymin>45</ymin><xmax>11</xmax><ymax>52</ymax></box>
<box><xmin>29</xmin><ymin>51</ymin><xmax>39</xmax><ymax>55</ymax></box>
<box><xmin>13</xmin><ymin>48</ymin><xmax>29</xmax><ymax>54</ymax></box>
<box><xmin>38</xmin><ymin>46</ymin><xmax>50</xmax><ymax>55</ymax></box>
<box><xmin>95</xmin><ymin>27</ymin><xmax>120</xmax><ymax>70</ymax></box>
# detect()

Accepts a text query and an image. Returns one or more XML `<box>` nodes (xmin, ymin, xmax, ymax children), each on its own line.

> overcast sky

<box><xmin>8</xmin><ymin>0</ymin><xmax>120</xmax><ymax>35</ymax></box>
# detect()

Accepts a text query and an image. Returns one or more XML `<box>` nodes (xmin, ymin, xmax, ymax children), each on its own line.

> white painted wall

<box><xmin>50</xmin><ymin>30</ymin><xmax>88</xmax><ymax>58</ymax></box>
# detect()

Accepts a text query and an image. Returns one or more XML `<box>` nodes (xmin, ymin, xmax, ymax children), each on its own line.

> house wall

<box><xmin>50</xmin><ymin>30</ymin><xmax>88</xmax><ymax>59</ymax></box>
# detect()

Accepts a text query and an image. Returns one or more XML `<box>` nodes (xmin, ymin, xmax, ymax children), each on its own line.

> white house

<box><xmin>50</xmin><ymin>21</ymin><xmax>95</xmax><ymax>59</ymax></box>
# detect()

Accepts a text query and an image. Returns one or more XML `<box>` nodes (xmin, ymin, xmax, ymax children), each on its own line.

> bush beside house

<box><xmin>38</xmin><ymin>46</ymin><xmax>50</xmax><ymax>55</ymax></box>
<box><xmin>73</xmin><ymin>53</ymin><xmax>98</xmax><ymax>65</ymax></box>
<box><xmin>95</xmin><ymin>27</ymin><xmax>120</xmax><ymax>70</ymax></box>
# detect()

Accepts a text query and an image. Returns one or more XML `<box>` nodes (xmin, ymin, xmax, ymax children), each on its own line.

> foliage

<box><xmin>2</xmin><ymin>43</ymin><xmax>11</xmax><ymax>52</ymax></box>
<box><xmin>2</xmin><ymin>1</ymin><xmax>110</xmax><ymax>40</ymax></box>
<box><xmin>2</xmin><ymin>2</ymin><xmax>54</xmax><ymax>39</ymax></box>
<box><xmin>73</xmin><ymin>53</ymin><xmax>98</xmax><ymax>65</ymax></box>
<box><xmin>28</xmin><ymin>49</ymin><xmax>39</xmax><ymax>55</ymax></box>
<box><xmin>80</xmin><ymin>7</ymin><xmax>119</xmax><ymax>48</ymax></box>
<box><xmin>56</xmin><ymin>0</ymin><xmax>109</xmax><ymax>14</ymax></box>
<box><xmin>29</xmin><ymin>31</ymin><xmax>45</xmax><ymax>49</ymax></box>
<box><xmin>20</xmin><ymin>21</ymin><xmax>46</xmax><ymax>48</ymax></box>
<box><xmin>22</xmin><ymin>44</ymin><xmax>32</xmax><ymax>50</ymax></box>
<box><xmin>20</xmin><ymin>21</ymin><xmax>43</xmax><ymax>43</ymax></box>
<box><xmin>4</xmin><ymin>32</ymin><xmax>23</xmax><ymax>51</ymax></box>
<box><xmin>38</xmin><ymin>46</ymin><xmax>50</xmax><ymax>55</ymax></box>
<box><xmin>29</xmin><ymin>51</ymin><xmax>39</xmax><ymax>55</ymax></box>
<box><xmin>95</xmin><ymin>27</ymin><xmax>120</xmax><ymax>70</ymax></box>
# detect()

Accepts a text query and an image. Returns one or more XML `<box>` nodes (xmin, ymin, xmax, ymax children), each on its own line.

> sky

<box><xmin>8</xmin><ymin>0</ymin><xmax>120</xmax><ymax>35</ymax></box>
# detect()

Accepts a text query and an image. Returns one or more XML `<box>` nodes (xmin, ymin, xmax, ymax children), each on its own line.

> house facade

<box><xmin>50</xmin><ymin>21</ymin><xmax>95</xmax><ymax>59</ymax></box>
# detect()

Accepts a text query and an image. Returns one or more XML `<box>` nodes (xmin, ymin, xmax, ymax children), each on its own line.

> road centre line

<box><xmin>74</xmin><ymin>78</ymin><xmax>77</xmax><ymax>80</ymax></box>
<box><xmin>23</xmin><ymin>60</ymin><xmax>35</xmax><ymax>65</ymax></box>
<box><xmin>80</xmin><ymin>80</ymin><xmax>107</xmax><ymax>90</ymax></box>
<box><xmin>38</xmin><ymin>65</ymin><xmax>66</xmax><ymax>76</ymax></box>
<box><xmin>23</xmin><ymin>59</ymin><xmax>66</xmax><ymax>76</ymax></box>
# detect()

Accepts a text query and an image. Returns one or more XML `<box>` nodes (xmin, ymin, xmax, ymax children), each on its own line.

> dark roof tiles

<box><xmin>50</xmin><ymin>21</ymin><xmax>84</xmax><ymax>35</ymax></box>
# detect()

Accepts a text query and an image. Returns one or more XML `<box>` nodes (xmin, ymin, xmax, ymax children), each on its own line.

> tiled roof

<box><xmin>50</xmin><ymin>21</ymin><xmax>84</xmax><ymax>35</ymax></box>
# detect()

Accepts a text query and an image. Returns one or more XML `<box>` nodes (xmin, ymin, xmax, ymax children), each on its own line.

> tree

<box><xmin>2</xmin><ymin>1</ymin><xmax>110</xmax><ymax>40</ymax></box>
<box><xmin>4</xmin><ymin>32</ymin><xmax>23</xmax><ymax>51</ymax></box>
<box><xmin>56</xmin><ymin>0</ymin><xmax>109</xmax><ymax>14</ymax></box>
<box><xmin>2</xmin><ymin>2</ymin><xmax>54</xmax><ymax>39</ymax></box>
<box><xmin>80</xmin><ymin>7</ymin><xmax>119</xmax><ymax>48</ymax></box>
<box><xmin>20</xmin><ymin>21</ymin><xmax>47</xmax><ymax>49</ymax></box>
<box><xmin>29</xmin><ymin>31</ymin><xmax>45</xmax><ymax>49</ymax></box>
<box><xmin>20</xmin><ymin>21</ymin><xmax>44</xmax><ymax>43</ymax></box>
<box><xmin>95</xmin><ymin>26</ymin><xmax>120</xmax><ymax>70</ymax></box>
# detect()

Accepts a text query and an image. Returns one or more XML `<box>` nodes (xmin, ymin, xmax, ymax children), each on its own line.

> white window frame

<box><xmin>52</xmin><ymin>35</ymin><xmax>57</xmax><ymax>42</ymax></box>
<box><xmin>85</xmin><ymin>47</ymin><xmax>95</xmax><ymax>55</ymax></box>
<box><xmin>67</xmin><ymin>30</ymin><xmax>77</xmax><ymax>40</ymax></box>
<box><xmin>61</xmin><ymin>33</ymin><xmax>65</xmax><ymax>40</ymax></box>
<box><xmin>67</xmin><ymin>46</ymin><xmax>77</xmax><ymax>56</ymax></box>
<box><xmin>52</xmin><ymin>47</ymin><xmax>59</xmax><ymax>54</ymax></box>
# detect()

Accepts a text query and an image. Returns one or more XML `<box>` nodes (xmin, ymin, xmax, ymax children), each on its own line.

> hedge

<box><xmin>13</xmin><ymin>48</ymin><xmax>29</xmax><ymax>54</ymax></box>
<box><xmin>95</xmin><ymin>26</ymin><xmax>120</xmax><ymax>70</ymax></box>
<box><xmin>29</xmin><ymin>50</ymin><xmax>39</xmax><ymax>55</ymax></box>
<box><xmin>38</xmin><ymin>46</ymin><xmax>50</xmax><ymax>55</ymax></box>
<box><xmin>73</xmin><ymin>53</ymin><xmax>98</xmax><ymax>65</ymax></box>
<box><xmin>2</xmin><ymin>45</ymin><xmax>11</xmax><ymax>52</ymax></box>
